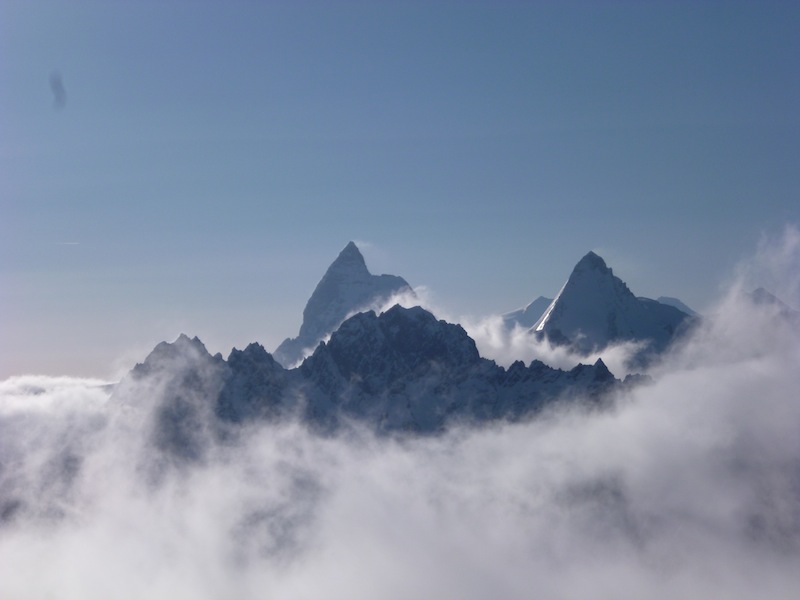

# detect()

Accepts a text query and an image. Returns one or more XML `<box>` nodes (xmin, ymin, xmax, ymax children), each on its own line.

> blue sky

<box><xmin>2</xmin><ymin>0</ymin><xmax>799</xmax><ymax>378</ymax></box>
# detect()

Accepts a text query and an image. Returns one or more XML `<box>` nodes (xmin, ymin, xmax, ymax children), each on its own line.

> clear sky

<box><xmin>2</xmin><ymin>0</ymin><xmax>799</xmax><ymax>379</ymax></box>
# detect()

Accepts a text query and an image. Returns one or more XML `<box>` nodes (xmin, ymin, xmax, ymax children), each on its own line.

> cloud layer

<box><xmin>1</xmin><ymin>230</ymin><xmax>799</xmax><ymax>599</ymax></box>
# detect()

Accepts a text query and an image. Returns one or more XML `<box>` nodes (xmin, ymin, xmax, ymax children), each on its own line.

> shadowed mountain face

<box><xmin>273</xmin><ymin>242</ymin><xmax>413</xmax><ymax>368</ymax></box>
<box><xmin>533</xmin><ymin>252</ymin><xmax>692</xmax><ymax>356</ymax></box>
<box><xmin>112</xmin><ymin>306</ymin><xmax>618</xmax><ymax>446</ymax></box>
<box><xmin>299</xmin><ymin>305</ymin><xmax>615</xmax><ymax>432</ymax></box>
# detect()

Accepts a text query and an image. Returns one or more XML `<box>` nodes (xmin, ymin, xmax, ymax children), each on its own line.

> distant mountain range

<box><xmin>110</xmin><ymin>242</ymin><xmax>793</xmax><ymax>451</ymax></box>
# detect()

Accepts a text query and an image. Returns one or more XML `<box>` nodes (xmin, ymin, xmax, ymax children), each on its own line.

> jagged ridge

<box><xmin>113</xmin><ymin>306</ymin><xmax>619</xmax><ymax>449</ymax></box>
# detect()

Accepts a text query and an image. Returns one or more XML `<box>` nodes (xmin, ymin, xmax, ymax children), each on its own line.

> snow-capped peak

<box><xmin>533</xmin><ymin>252</ymin><xmax>690</xmax><ymax>354</ymax></box>
<box><xmin>572</xmin><ymin>250</ymin><xmax>612</xmax><ymax>274</ymax></box>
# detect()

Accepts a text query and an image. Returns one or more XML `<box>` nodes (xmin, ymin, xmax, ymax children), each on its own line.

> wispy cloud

<box><xmin>461</xmin><ymin>314</ymin><xmax>646</xmax><ymax>377</ymax></box>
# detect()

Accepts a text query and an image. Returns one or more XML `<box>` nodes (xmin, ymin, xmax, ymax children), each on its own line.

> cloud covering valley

<box><xmin>1</xmin><ymin>231</ymin><xmax>799</xmax><ymax>599</ymax></box>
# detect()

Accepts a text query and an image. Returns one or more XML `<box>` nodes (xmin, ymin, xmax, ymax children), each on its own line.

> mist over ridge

<box><xmin>1</xmin><ymin>229</ymin><xmax>799</xmax><ymax>599</ymax></box>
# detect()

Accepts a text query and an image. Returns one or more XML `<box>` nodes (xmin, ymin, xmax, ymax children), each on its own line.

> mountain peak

<box><xmin>331</xmin><ymin>241</ymin><xmax>367</xmax><ymax>269</ymax></box>
<box><xmin>319</xmin><ymin>242</ymin><xmax>370</xmax><ymax>281</ymax></box>
<box><xmin>533</xmin><ymin>252</ymin><xmax>690</xmax><ymax>356</ymax></box>
<box><xmin>573</xmin><ymin>251</ymin><xmax>611</xmax><ymax>275</ymax></box>
<box><xmin>342</xmin><ymin>240</ymin><xmax>360</xmax><ymax>255</ymax></box>
<box><xmin>301</xmin><ymin>305</ymin><xmax>482</xmax><ymax>400</ymax></box>
<box><xmin>174</xmin><ymin>333</ymin><xmax>207</xmax><ymax>351</ymax></box>
<box><xmin>128</xmin><ymin>334</ymin><xmax>217</xmax><ymax>382</ymax></box>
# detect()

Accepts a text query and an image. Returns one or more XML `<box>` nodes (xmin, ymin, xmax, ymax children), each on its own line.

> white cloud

<box><xmin>0</xmin><ymin>375</ymin><xmax>111</xmax><ymax>414</ymax></box>
<box><xmin>461</xmin><ymin>314</ymin><xmax>645</xmax><ymax>376</ymax></box>
<box><xmin>1</xmin><ymin>230</ymin><xmax>799</xmax><ymax>599</ymax></box>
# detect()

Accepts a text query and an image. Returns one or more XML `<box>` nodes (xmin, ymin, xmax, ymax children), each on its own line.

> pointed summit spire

<box><xmin>572</xmin><ymin>251</ymin><xmax>611</xmax><ymax>275</ymax></box>
<box><xmin>533</xmin><ymin>251</ymin><xmax>690</xmax><ymax>356</ymax></box>
<box><xmin>340</xmin><ymin>240</ymin><xmax>362</xmax><ymax>257</ymax></box>
<box><xmin>324</xmin><ymin>241</ymin><xmax>369</xmax><ymax>278</ymax></box>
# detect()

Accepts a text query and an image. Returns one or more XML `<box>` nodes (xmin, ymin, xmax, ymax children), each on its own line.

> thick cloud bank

<box><xmin>1</xmin><ymin>232</ymin><xmax>799</xmax><ymax>599</ymax></box>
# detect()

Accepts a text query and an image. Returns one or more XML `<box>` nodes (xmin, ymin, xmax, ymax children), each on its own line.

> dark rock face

<box><xmin>298</xmin><ymin>306</ymin><xmax>489</xmax><ymax>432</ymax></box>
<box><xmin>114</xmin><ymin>307</ymin><xmax>621</xmax><ymax>444</ymax></box>
<box><xmin>304</xmin><ymin>306</ymin><xmax>481</xmax><ymax>389</ymax></box>
<box><xmin>217</xmin><ymin>343</ymin><xmax>288</xmax><ymax>423</ymax></box>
